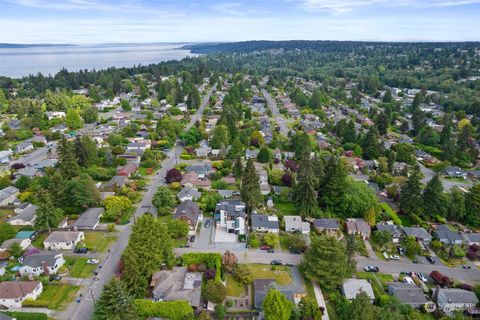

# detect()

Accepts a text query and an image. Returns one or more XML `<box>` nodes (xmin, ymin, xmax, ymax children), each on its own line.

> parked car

<box><xmin>462</xmin><ymin>265</ymin><xmax>471</xmax><ymax>269</ymax></box>
<box><xmin>426</xmin><ymin>256</ymin><xmax>435</xmax><ymax>264</ymax></box>
<box><xmin>403</xmin><ymin>276</ymin><xmax>415</xmax><ymax>285</ymax></box>
<box><xmin>382</xmin><ymin>252</ymin><xmax>390</xmax><ymax>260</ymax></box>
<box><xmin>49</xmin><ymin>275</ymin><xmax>62</xmax><ymax>281</ymax></box>
<box><xmin>389</xmin><ymin>255</ymin><xmax>400</xmax><ymax>260</ymax></box>
<box><xmin>87</xmin><ymin>259</ymin><xmax>99</xmax><ymax>265</ymax></box>
<box><xmin>74</xmin><ymin>247</ymin><xmax>88</xmax><ymax>254</ymax></box>
<box><xmin>270</xmin><ymin>260</ymin><xmax>282</xmax><ymax>265</ymax></box>
<box><xmin>190</xmin><ymin>235</ymin><xmax>196</xmax><ymax>242</ymax></box>
<box><xmin>364</xmin><ymin>265</ymin><xmax>379</xmax><ymax>272</ymax></box>
<box><xmin>397</xmin><ymin>246</ymin><xmax>406</xmax><ymax>256</ymax></box>
<box><xmin>260</xmin><ymin>246</ymin><xmax>272</xmax><ymax>250</ymax></box>
<box><xmin>417</xmin><ymin>273</ymin><xmax>428</xmax><ymax>282</ymax></box>
<box><xmin>267</xmin><ymin>249</ymin><xmax>275</xmax><ymax>253</ymax></box>
<box><xmin>204</xmin><ymin>220</ymin><xmax>211</xmax><ymax>228</ymax></box>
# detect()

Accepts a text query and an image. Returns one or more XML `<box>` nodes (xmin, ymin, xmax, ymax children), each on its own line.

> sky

<box><xmin>0</xmin><ymin>0</ymin><xmax>479</xmax><ymax>43</ymax></box>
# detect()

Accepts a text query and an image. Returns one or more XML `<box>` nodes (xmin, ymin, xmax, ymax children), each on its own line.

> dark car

<box><xmin>74</xmin><ymin>247</ymin><xmax>88</xmax><ymax>254</ymax></box>
<box><xmin>267</xmin><ymin>249</ymin><xmax>275</xmax><ymax>253</ymax></box>
<box><xmin>49</xmin><ymin>275</ymin><xmax>62</xmax><ymax>281</ymax></box>
<box><xmin>190</xmin><ymin>235</ymin><xmax>196</xmax><ymax>242</ymax></box>
<box><xmin>462</xmin><ymin>265</ymin><xmax>471</xmax><ymax>269</ymax></box>
<box><xmin>270</xmin><ymin>260</ymin><xmax>282</xmax><ymax>266</ymax></box>
<box><xmin>363</xmin><ymin>265</ymin><xmax>379</xmax><ymax>272</ymax></box>
<box><xmin>205</xmin><ymin>220</ymin><xmax>211</xmax><ymax>228</ymax></box>
<box><xmin>426</xmin><ymin>256</ymin><xmax>435</xmax><ymax>264</ymax></box>
<box><xmin>397</xmin><ymin>246</ymin><xmax>406</xmax><ymax>256</ymax></box>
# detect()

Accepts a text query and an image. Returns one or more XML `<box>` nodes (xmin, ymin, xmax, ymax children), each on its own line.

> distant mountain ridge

<box><xmin>0</xmin><ymin>43</ymin><xmax>76</xmax><ymax>48</ymax></box>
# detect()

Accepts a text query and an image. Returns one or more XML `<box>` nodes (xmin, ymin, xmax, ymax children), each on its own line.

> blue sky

<box><xmin>0</xmin><ymin>0</ymin><xmax>479</xmax><ymax>43</ymax></box>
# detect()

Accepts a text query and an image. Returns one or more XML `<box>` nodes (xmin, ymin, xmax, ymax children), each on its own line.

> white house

<box><xmin>45</xmin><ymin>111</ymin><xmax>66</xmax><ymax>120</ymax></box>
<box><xmin>43</xmin><ymin>231</ymin><xmax>85</xmax><ymax>250</ymax></box>
<box><xmin>436</xmin><ymin>288</ymin><xmax>479</xmax><ymax>316</ymax></box>
<box><xmin>284</xmin><ymin>216</ymin><xmax>310</xmax><ymax>234</ymax></box>
<box><xmin>250</xmin><ymin>215</ymin><xmax>279</xmax><ymax>234</ymax></box>
<box><xmin>0</xmin><ymin>186</ymin><xmax>19</xmax><ymax>206</ymax></box>
<box><xmin>19</xmin><ymin>252</ymin><xmax>65</xmax><ymax>277</ymax></box>
<box><xmin>215</xmin><ymin>200</ymin><xmax>247</xmax><ymax>236</ymax></box>
<box><xmin>15</xmin><ymin>141</ymin><xmax>34</xmax><ymax>154</ymax></box>
<box><xmin>0</xmin><ymin>238</ymin><xmax>31</xmax><ymax>252</ymax></box>
<box><xmin>7</xmin><ymin>204</ymin><xmax>37</xmax><ymax>226</ymax></box>
<box><xmin>0</xmin><ymin>150</ymin><xmax>12</xmax><ymax>164</ymax></box>
<box><xmin>0</xmin><ymin>281</ymin><xmax>43</xmax><ymax>309</ymax></box>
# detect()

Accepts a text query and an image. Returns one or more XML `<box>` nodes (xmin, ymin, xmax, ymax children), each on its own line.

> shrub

<box><xmin>6</xmin><ymin>312</ymin><xmax>48</xmax><ymax>320</ymax></box>
<box><xmin>182</xmin><ymin>253</ymin><xmax>222</xmax><ymax>281</ymax></box>
<box><xmin>134</xmin><ymin>300</ymin><xmax>193</xmax><ymax>320</ymax></box>
<box><xmin>205</xmin><ymin>268</ymin><xmax>216</xmax><ymax>280</ymax></box>
<box><xmin>460</xmin><ymin>283</ymin><xmax>474</xmax><ymax>291</ymax></box>
<box><xmin>180</xmin><ymin>154</ymin><xmax>191</xmax><ymax>160</ymax></box>
<box><xmin>379</xmin><ymin>203</ymin><xmax>402</xmax><ymax>225</ymax></box>
<box><xmin>203</xmin><ymin>281</ymin><xmax>226</xmax><ymax>303</ymax></box>
<box><xmin>430</xmin><ymin>271</ymin><xmax>452</xmax><ymax>286</ymax></box>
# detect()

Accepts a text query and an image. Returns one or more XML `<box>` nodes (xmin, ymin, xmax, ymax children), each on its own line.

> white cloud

<box><xmin>295</xmin><ymin>0</ymin><xmax>480</xmax><ymax>14</ymax></box>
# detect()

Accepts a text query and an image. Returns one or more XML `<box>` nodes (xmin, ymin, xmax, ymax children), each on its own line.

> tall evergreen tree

<box><xmin>233</xmin><ymin>156</ymin><xmax>243</xmax><ymax>178</ymax></box>
<box><xmin>342</xmin><ymin>120</ymin><xmax>357</xmax><ymax>144</ymax></box>
<box><xmin>293</xmin><ymin>157</ymin><xmax>318</xmax><ymax>218</ymax></box>
<box><xmin>423</xmin><ymin>175</ymin><xmax>447</xmax><ymax>217</ymax></box>
<box><xmin>57</xmin><ymin>137</ymin><xmax>80</xmax><ymax>179</ymax></box>
<box><xmin>361</xmin><ymin>128</ymin><xmax>382</xmax><ymax>160</ymax></box>
<box><xmin>93</xmin><ymin>278</ymin><xmax>136</xmax><ymax>320</ymax></box>
<box><xmin>227</xmin><ymin>137</ymin><xmax>243</xmax><ymax>159</ymax></box>
<box><xmin>447</xmin><ymin>188</ymin><xmax>466</xmax><ymax>222</ymax></box>
<box><xmin>318</xmin><ymin>156</ymin><xmax>348</xmax><ymax>213</ymax></box>
<box><xmin>465</xmin><ymin>183</ymin><xmax>480</xmax><ymax>226</ymax></box>
<box><xmin>375</xmin><ymin>112</ymin><xmax>389</xmax><ymax>136</ymax></box>
<box><xmin>34</xmin><ymin>190</ymin><xmax>62</xmax><ymax>234</ymax></box>
<box><xmin>241</xmin><ymin>158</ymin><xmax>262</xmax><ymax>213</ymax></box>
<box><xmin>400</xmin><ymin>166</ymin><xmax>423</xmax><ymax>215</ymax></box>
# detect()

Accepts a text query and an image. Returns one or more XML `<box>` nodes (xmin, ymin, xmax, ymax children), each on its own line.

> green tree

<box><xmin>211</xmin><ymin>125</ymin><xmax>229</xmax><ymax>149</ymax></box>
<box><xmin>233</xmin><ymin>156</ymin><xmax>243</xmax><ymax>178</ymax></box>
<box><xmin>447</xmin><ymin>188</ymin><xmax>466</xmax><ymax>222</ymax></box>
<box><xmin>34</xmin><ymin>190</ymin><xmax>63</xmax><ymax>234</ymax></box>
<box><xmin>75</xmin><ymin>135</ymin><xmax>98</xmax><ymax>167</ymax></box>
<box><xmin>104</xmin><ymin>196</ymin><xmax>133</xmax><ymax>221</ymax></box>
<box><xmin>81</xmin><ymin>105</ymin><xmax>98</xmax><ymax>123</ymax></box>
<box><xmin>93</xmin><ymin>278</ymin><xmax>137</xmax><ymax>320</ymax></box>
<box><xmin>14</xmin><ymin>176</ymin><xmax>31</xmax><ymax>191</ymax></box>
<box><xmin>465</xmin><ymin>183</ymin><xmax>480</xmax><ymax>226</ymax></box>
<box><xmin>318</xmin><ymin>157</ymin><xmax>348</xmax><ymax>213</ymax></box>
<box><xmin>0</xmin><ymin>222</ymin><xmax>16</xmax><ymax>244</ymax></box>
<box><xmin>345</xmin><ymin>234</ymin><xmax>357</xmax><ymax>274</ymax></box>
<box><xmin>186</xmin><ymin>87</ymin><xmax>201</xmax><ymax>109</ymax></box>
<box><xmin>423</xmin><ymin>175</ymin><xmax>447</xmax><ymax>217</ymax></box>
<box><xmin>291</xmin><ymin>132</ymin><xmax>311</xmax><ymax>160</ymax></box>
<box><xmin>233</xmin><ymin>264</ymin><xmax>253</xmax><ymax>285</ymax></box>
<box><xmin>375</xmin><ymin>112</ymin><xmax>389</xmax><ymax>135</ymax></box>
<box><xmin>340</xmin><ymin>179</ymin><xmax>378</xmax><ymax>219</ymax></box>
<box><xmin>361</xmin><ymin>127</ymin><xmax>382</xmax><ymax>160</ymax></box>
<box><xmin>9</xmin><ymin>242</ymin><xmax>23</xmax><ymax>258</ymax></box>
<box><xmin>65</xmin><ymin>108</ymin><xmax>84</xmax><ymax>129</ymax></box>
<box><xmin>257</xmin><ymin>147</ymin><xmax>271</xmax><ymax>163</ymax></box>
<box><xmin>293</xmin><ymin>157</ymin><xmax>318</xmax><ymax>218</ymax></box>
<box><xmin>167</xmin><ymin>219</ymin><xmax>189</xmax><ymax>239</ymax></box>
<box><xmin>203</xmin><ymin>281</ymin><xmax>227</xmax><ymax>303</ymax></box>
<box><xmin>297</xmin><ymin>296</ymin><xmax>322</xmax><ymax>320</ymax></box>
<box><xmin>214</xmin><ymin>304</ymin><xmax>226</xmax><ymax>320</ymax></box>
<box><xmin>344</xmin><ymin>291</ymin><xmax>379</xmax><ymax>320</ymax></box>
<box><xmin>263</xmin><ymin>289</ymin><xmax>293</xmax><ymax>320</ymax></box>
<box><xmin>152</xmin><ymin>186</ymin><xmax>174</xmax><ymax>215</ymax></box>
<box><xmin>122</xmin><ymin>215</ymin><xmax>174</xmax><ymax>297</ymax></box>
<box><xmin>250</xmin><ymin>131</ymin><xmax>264</xmax><ymax>147</ymax></box>
<box><xmin>372</xmin><ymin>230</ymin><xmax>392</xmax><ymax>248</ymax></box>
<box><xmin>264</xmin><ymin>233</ymin><xmax>279</xmax><ymax>248</ymax></box>
<box><xmin>400</xmin><ymin>166</ymin><xmax>423</xmax><ymax>216</ymax></box>
<box><xmin>301</xmin><ymin>236</ymin><xmax>348</xmax><ymax>290</ymax></box>
<box><xmin>64</xmin><ymin>174</ymin><xmax>101</xmax><ymax>214</ymax></box>
<box><xmin>403</xmin><ymin>235</ymin><xmax>421</xmax><ymax>258</ymax></box>
<box><xmin>241</xmin><ymin>158</ymin><xmax>262</xmax><ymax>212</ymax></box>
<box><xmin>57</xmin><ymin>137</ymin><xmax>80</xmax><ymax>179</ymax></box>
<box><xmin>227</xmin><ymin>137</ymin><xmax>243</xmax><ymax>159</ymax></box>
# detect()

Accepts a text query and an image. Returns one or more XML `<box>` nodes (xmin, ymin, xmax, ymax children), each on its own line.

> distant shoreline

<box><xmin>0</xmin><ymin>43</ymin><xmax>77</xmax><ymax>48</ymax></box>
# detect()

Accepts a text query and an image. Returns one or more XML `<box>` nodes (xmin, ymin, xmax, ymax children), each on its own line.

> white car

<box><xmin>87</xmin><ymin>259</ymin><xmax>100</xmax><ymax>265</ymax></box>
<box><xmin>417</xmin><ymin>273</ymin><xmax>428</xmax><ymax>282</ymax></box>
<box><xmin>389</xmin><ymin>255</ymin><xmax>400</xmax><ymax>260</ymax></box>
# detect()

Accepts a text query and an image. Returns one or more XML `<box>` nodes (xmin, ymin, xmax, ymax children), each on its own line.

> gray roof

<box><xmin>387</xmin><ymin>282</ymin><xmax>427</xmax><ymax>306</ymax></box>
<box><xmin>314</xmin><ymin>218</ymin><xmax>340</xmax><ymax>230</ymax></box>
<box><xmin>254</xmin><ymin>279</ymin><xmax>294</xmax><ymax>309</ymax></box>
<box><xmin>463</xmin><ymin>233</ymin><xmax>480</xmax><ymax>243</ymax></box>
<box><xmin>251</xmin><ymin>215</ymin><xmax>279</xmax><ymax>230</ymax></box>
<box><xmin>376</xmin><ymin>224</ymin><xmax>401</xmax><ymax>235</ymax></box>
<box><xmin>284</xmin><ymin>216</ymin><xmax>310</xmax><ymax>232</ymax></box>
<box><xmin>217</xmin><ymin>189</ymin><xmax>240</xmax><ymax>198</ymax></box>
<box><xmin>438</xmin><ymin>288</ymin><xmax>479</xmax><ymax>304</ymax></box>
<box><xmin>22</xmin><ymin>252</ymin><xmax>62</xmax><ymax>268</ymax></box>
<box><xmin>175</xmin><ymin>200</ymin><xmax>200</xmax><ymax>223</ymax></box>
<box><xmin>0</xmin><ymin>186</ymin><xmax>19</xmax><ymax>201</ymax></box>
<box><xmin>401</xmin><ymin>227</ymin><xmax>432</xmax><ymax>240</ymax></box>
<box><xmin>185</xmin><ymin>164</ymin><xmax>212</xmax><ymax>175</ymax></box>
<box><xmin>435</xmin><ymin>225</ymin><xmax>463</xmax><ymax>243</ymax></box>
<box><xmin>177</xmin><ymin>187</ymin><xmax>201</xmax><ymax>201</ymax></box>
<box><xmin>345</xmin><ymin>218</ymin><xmax>371</xmax><ymax>235</ymax></box>
<box><xmin>103</xmin><ymin>175</ymin><xmax>128</xmax><ymax>189</ymax></box>
<box><xmin>342</xmin><ymin>279</ymin><xmax>375</xmax><ymax>301</ymax></box>
<box><xmin>74</xmin><ymin>208</ymin><xmax>104</xmax><ymax>229</ymax></box>
<box><xmin>215</xmin><ymin>200</ymin><xmax>246</xmax><ymax>218</ymax></box>
<box><xmin>44</xmin><ymin>231</ymin><xmax>83</xmax><ymax>243</ymax></box>
<box><xmin>8</xmin><ymin>204</ymin><xmax>37</xmax><ymax>223</ymax></box>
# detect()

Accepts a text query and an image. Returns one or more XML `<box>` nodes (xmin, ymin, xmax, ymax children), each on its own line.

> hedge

<box><xmin>5</xmin><ymin>312</ymin><xmax>48</xmax><ymax>320</ymax></box>
<box><xmin>134</xmin><ymin>300</ymin><xmax>193</xmax><ymax>320</ymax></box>
<box><xmin>180</xmin><ymin>154</ymin><xmax>192</xmax><ymax>160</ymax></box>
<box><xmin>181</xmin><ymin>252</ymin><xmax>222</xmax><ymax>281</ymax></box>
<box><xmin>380</xmin><ymin>203</ymin><xmax>402</xmax><ymax>225</ymax></box>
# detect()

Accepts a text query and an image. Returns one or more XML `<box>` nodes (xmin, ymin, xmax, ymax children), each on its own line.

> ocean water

<box><xmin>0</xmin><ymin>43</ymin><xmax>196</xmax><ymax>78</ymax></box>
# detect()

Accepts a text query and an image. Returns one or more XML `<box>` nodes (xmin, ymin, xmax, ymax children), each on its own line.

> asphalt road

<box><xmin>262</xmin><ymin>89</ymin><xmax>291</xmax><ymax>137</ymax></box>
<box><xmin>58</xmin><ymin>85</ymin><xmax>216</xmax><ymax>320</ymax></box>
<box><xmin>9</xmin><ymin>141</ymin><xmax>58</xmax><ymax>167</ymax></box>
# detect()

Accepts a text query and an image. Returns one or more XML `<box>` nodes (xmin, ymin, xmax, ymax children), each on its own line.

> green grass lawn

<box><xmin>279</xmin><ymin>233</ymin><xmax>289</xmax><ymax>251</ymax></box>
<box><xmin>248</xmin><ymin>264</ymin><xmax>292</xmax><ymax>285</ymax></box>
<box><xmin>326</xmin><ymin>301</ymin><xmax>338</xmax><ymax>320</ymax></box>
<box><xmin>32</xmin><ymin>233</ymin><xmax>48</xmax><ymax>249</ymax></box>
<box><xmin>22</xmin><ymin>284</ymin><xmax>79</xmax><ymax>310</ymax></box>
<box><xmin>275</xmin><ymin>202</ymin><xmax>296</xmax><ymax>216</ymax></box>
<box><xmin>157</xmin><ymin>214</ymin><xmax>173</xmax><ymax>224</ymax></box>
<box><xmin>83</xmin><ymin>232</ymin><xmax>117</xmax><ymax>252</ymax></box>
<box><xmin>173</xmin><ymin>237</ymin><xmax>187</xmax><ymax>248</ymax></box>
<box><xmin>226</xmin><ymin>274</ymin><xmax>246</xmax><ymax>297</ymax></box>
<box><xmin>65</xmin><ymin>257</ymin><xmax>97</xmax><ymax>278</ymax></box>
<box><xmin>303</xmin><ymin>277</ymin><xmax>318</xmax><ymax>307</ymax></box>
<box><xmin>0</xmin><ymin>209</ymin><xmax>14</xmax><ymax>221</ymax></box>
<box><xmin>356</xmin><ymin>272</ymin><xmax>394</xmax><ymax>298</ymax></box>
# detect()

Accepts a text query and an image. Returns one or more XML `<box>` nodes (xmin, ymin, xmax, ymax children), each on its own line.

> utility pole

<box><xmin>90</xmin><ymin>288</ymin><xmax>96</xmax><ymax>304</ymax></box>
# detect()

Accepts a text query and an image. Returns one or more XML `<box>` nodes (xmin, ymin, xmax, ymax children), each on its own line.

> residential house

<box><xmin>387</xmin><ymin>282</ymin><xmax>427</xmax><ymax>308</ymax></box>
<box><xmin>177</xmin><ymin>187</ymin><xmax>201</xmax><ymax>202</ymax></box>
<box><xmin>435</xmin><ymin>288</ymin><xmax>479</xmax><ymax>316</ymax></box>
<box><xmin>116</xmin><ymin>163</ymin><xmax>138</xmax><ymax>177</ymax></box>
<box><xmin>217</xmin><ymin>189</ymin><xmax>240</xmax><ymax>199</ymax></box>
<box><xmin>180</xmin><ymin>172</ymin><xmax>211</xmax><ymax>189</ymax></box>
<box><xmin>16</xmin><ymin>167</ymin><xmax>40</xmax><ymax>179</ymax></box>
<box><xmin>376</xmin><ymin>223</ymin><xmax>402</xmax><ymax>243</ymax></box>
<box><xmin>73</xmin><ymin>207</ymin><xmax>104</xmax><ymax>230</ymax></box>
<box><xmin>0</xmin><ymin>238</ymin><xmax>31</xmax><ymax>252</ymax></box>
<box><xmin>185</xmin><ymin>164</ymin><xmax>213</xmax><ymax>179</ymax></box>
<box><xmin>342</xmin><ymin>279</ymin><xmax>375</xmax><ymax>302</ymax></box>
<box><xmin>345</xmin><ymin>218</ymin><xmax>371</xmax><ymax>240</ymax></box>
<box><xmin>0</xmin><ymin>186</ymin><xmax>20</xmax><ymax>206</ymax></box>
<box><xmin>102</xmin><ymin>175</ymin><xmax>128</xmax><ymax>191</ymax></box>
<box><xmin>401</xmin><ymin>227</ymin><xmax>432</xmax><ymax>244</ymax></box>
<box><xmin>51</xmin><ymin>123</ymin><xmax>68</xmax><ymax>133</ymax></box>
<box><xmin>245</xmin><ymin>149</ymin><xmax>259</xmax><ymax>160</ymax></box>
<box><xmin>126</xmin><ymin>142</ymin><xmax>148</xmax><ymax>154</ymax></box>
<box><xmin>19</xmin><ymin>252</ymin><xmax>65</xmax><ymax>276</ymax></box>
<box><xmin>0</xmin><ymin>281</ymin><xmax>43</xmax><ymax>309</ymax></box>
<box><xmin>442</xmin><ymin>166</ymin><xmax>468</xmax><ymax>179</ymax></box>
<box><xmin>251</xmin><ymin>215</ymin><xmax>279</xmax><ymax>234</ymax></box>
<box><xmin>435</xmin><ymin>225</ymin><xmax>464</xmax><ymax>245</ymax></box>
<box><xmin>7</xmin><ymin>120</ymin><xmax>21</xmax><ymax>130</ymax></box>
<box><xmin>43</xmin><ymin>231</ymin><xmax>84</xmax><ymax>250</ymax></box>
<box><xmin>463</xmin><ymin>233</ymin><xmax>480</xmax><ymax>246</ymax></box>
<box><xmin>34</xmin><ymin>159</ymin><xmax>58</xmax><ymax>171</ymax></box>
<box><xmin>7</xmin><ymin>203</ymin><xmax>37</xmax><ymax>226</ymax></box>
<box><xmin>314</xmin><ymin>218</ymin><xmax>340</xmax><ymax>237</ymax></box>
<box><xmin>175</xmin><ymin>200</ymin><xmax>201</xmax><ymax>233</ymax></box>
<box><xmin>150</xmin><ymin>267</ymin><xmax>202</xmax><ymax>308</ymax></box>
<box><xmin>254</xmin><ymin>279</ymin><xmax>295</xmax><ymax>310</ymax></box>
<box><xmin>14</xmin><ymin>141</ymin><xmax>33</xmax><ymax>154</ymax></box>
<box><xmin>45</xmin><ymin>111</ymin><xmax>65</xmax><ymax>120</ymax></box>
<box><xmin>30</xmin><ymin>135</ymin><xmax>47</xmax><ymax>145</ymax></box>
<box><xmin>284</xmin><ymin>216</ymin><xmax>310</xmax><ymax>235</ymax></box>
<box><xmin>195</xmin><ymin>145</ymin><xmax>211</xmax><ymax>158</ymax></box>
<box><xmin>0</xmin><ymin>150</ymin><xmax>12</xmax><ymax>164</ymax></box>
<box><xmin>215</xmin><ymin>200</ymin><xmax>246</xmax><ymax>235</ymax></box>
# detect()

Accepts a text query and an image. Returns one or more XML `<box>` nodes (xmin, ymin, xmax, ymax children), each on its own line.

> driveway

<box><xmin>191</xmin><ymin>218</ymin><xmax>213</xmax><ymax>249</ymax></box>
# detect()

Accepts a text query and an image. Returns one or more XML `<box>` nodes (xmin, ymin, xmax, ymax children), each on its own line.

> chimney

<box><xmin>42</xmin><ymin>260</ymin><xmax>50</xmax><ymax>275</ymax></box>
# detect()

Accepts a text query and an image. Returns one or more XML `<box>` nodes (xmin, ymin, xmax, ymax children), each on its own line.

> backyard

<box><xmin>226</xmin><ymin>274</ymin><xmax>246</xmax><ymax>297</ymax></box>
<box><xmin>22</xmin><ymin>283</ymin><xmax>79</xmax><ymax>310</ymax></box>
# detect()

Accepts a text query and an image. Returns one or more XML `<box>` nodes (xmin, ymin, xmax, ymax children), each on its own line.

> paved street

<box><xmin>262</xmin><ymin>89</ymin><xmax>291</xmax><ymax>137</ymax></box>
<box><xmin>9</xmin><ymin>141</ymin><xmax>58</xmax><ymax>167</ymax></box>
<box><xmin>58</xmin><ymin>85</ymin><xmax>216</xmax><ymax>320</ymax></box>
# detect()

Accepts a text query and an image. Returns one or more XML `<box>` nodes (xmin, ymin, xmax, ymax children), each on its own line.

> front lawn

<box><xmin>157</xmin><ymin>214</ymin><xmax>173</xmax><ymax>224</ymax></box>
<box><xmin>22</xmin><ymin>283</ymin><xmax>79</xmax><ymax>310</ymax></box>
<box><xmin>83</xmin><ymin>232</ymin><xmax>117</xmax><ymax>252</ymax></box>
<box><xmin>32</xmin><ymin>233</ymin><xmax>48</xmax><ymax>249</ymax></box>
<box><xmin>303</xmin><ymin>277</ymin><xmax>318</xmax><ymax>306</ymax></box>
<box><xmin>226</xmin><ymin>274</ymin><xmax>246</xmax><ymax>297</ymax></box>
<box><xmin>248</xmin><ymin>264</ymin><xmax>292</xmax><ymax>285</ymax></box>
<box><xmin>0</xmin><ymin>209</ymin><xmax>14</xmax><ymax>221</ymax></box>
<box><xmin>65</xmin><ymin>257</ymin><xmax>97</xmax><ymax>278</ymax></box>
<box><xmin>356</xmin><ymin>272</ymin><xmax>394</xmax><ymax>298</ymax></box>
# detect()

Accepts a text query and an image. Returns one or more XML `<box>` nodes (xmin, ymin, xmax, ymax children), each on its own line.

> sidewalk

<box><xmin>312</xmin><ymin>281</ymin><xmax>329</xmax><ymax>320</ymax></box>
<box><xmin>364</xmin><ymin>240</ymin><xmax>379</xmax><ymax>260</ymax></box>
